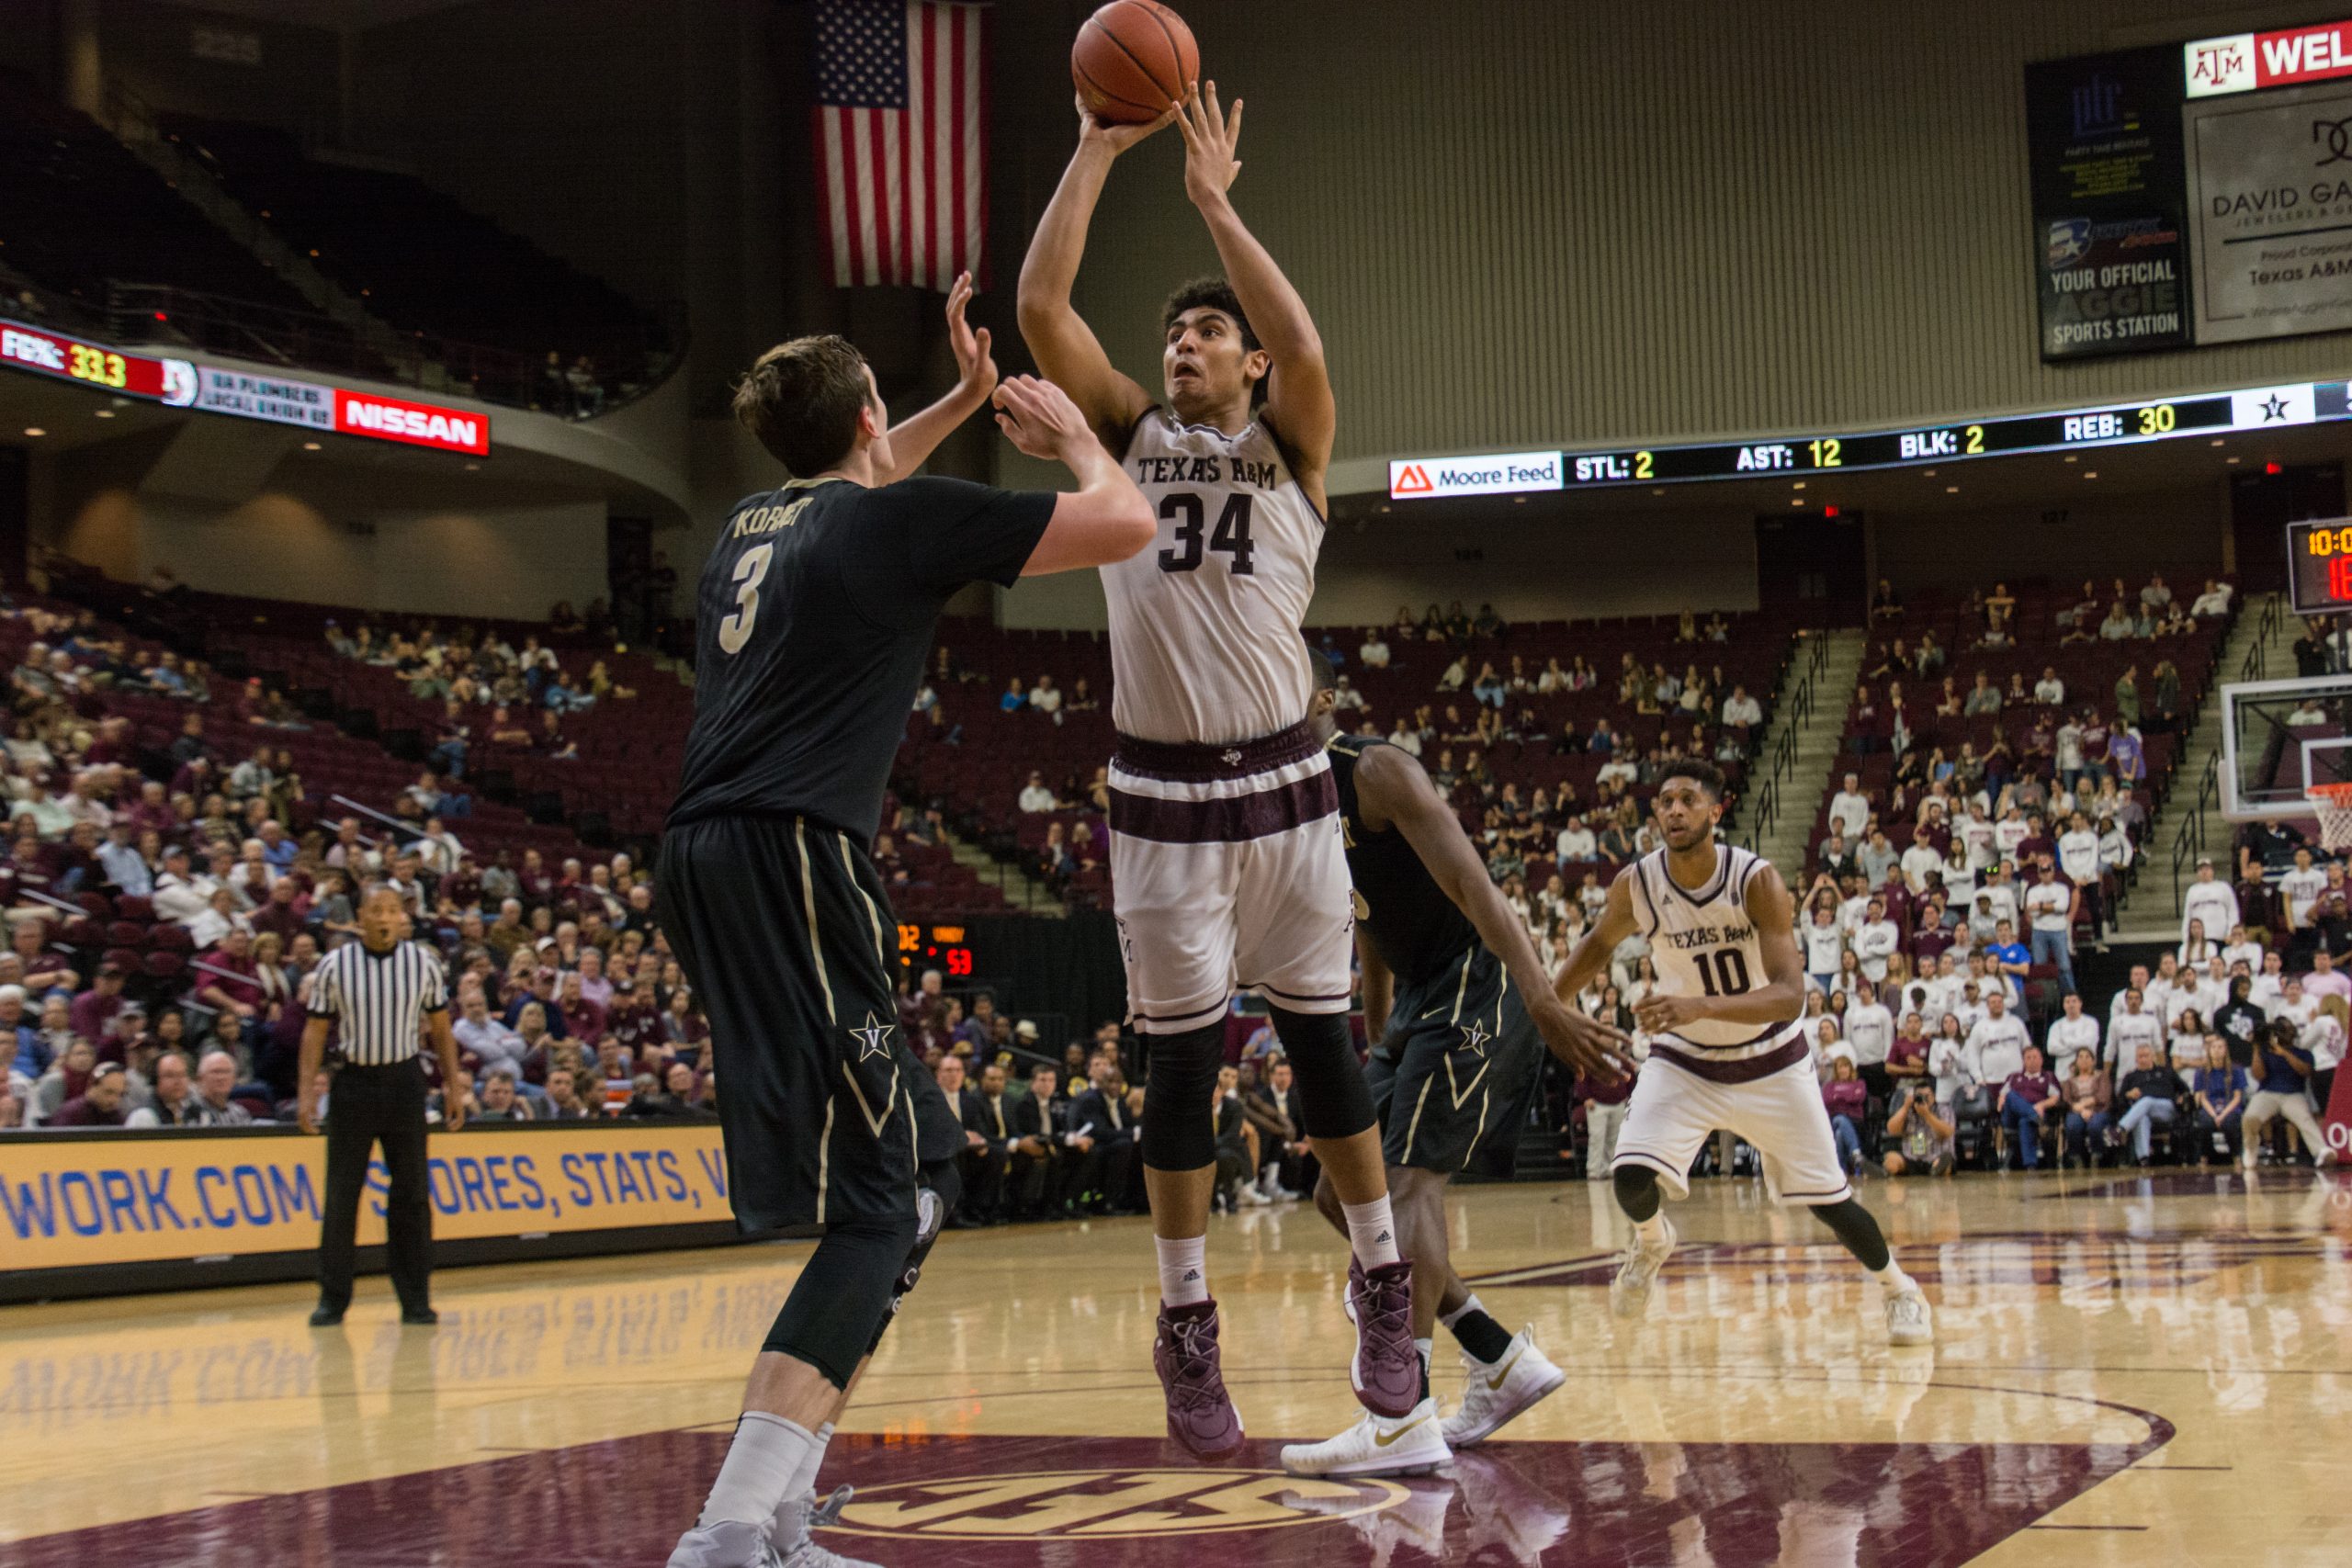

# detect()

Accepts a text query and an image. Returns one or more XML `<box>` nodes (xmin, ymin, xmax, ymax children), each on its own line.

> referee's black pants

<box><xmin>318</xmin><ymin>1059</ymin><xmax>435</xmax><ymax>1314</ymax></box>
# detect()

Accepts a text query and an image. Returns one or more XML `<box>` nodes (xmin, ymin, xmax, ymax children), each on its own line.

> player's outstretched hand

<box><xmin>1076</xmin><ymin>91</ymin><xmax>1179</xmax><ymax>156</ymax></box>
<box><xmin>1173</xmin><ymin>79</ymin><xmax>1241</xmax><ymax>207</ymax></box>
<box><xmin>991</xmin><ymin>374</ymin><xmax>1094</xmax><ymax>462</ymax></box>
<box><xmin>945</xmin><ymin>271</ymin><xmax>997</xmax><ymax>400</ymax></box>
<box><xmin>1533</xmin><ymin>999</ymin><xmax>1632</xmax><ymax>1086</ymax></box>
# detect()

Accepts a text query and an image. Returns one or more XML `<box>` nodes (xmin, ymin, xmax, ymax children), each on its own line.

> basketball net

<box><xmin>2312</xmin><ymin>782</ymin><xmax>2352</xmax><ymax>852</ymax></box>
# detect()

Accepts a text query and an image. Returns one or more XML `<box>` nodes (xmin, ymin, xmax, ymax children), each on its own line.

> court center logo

<box><xmin>823</xmin><ymin>1467</ymin><xmax>1406</xmax><ymax>1540</ymax></box>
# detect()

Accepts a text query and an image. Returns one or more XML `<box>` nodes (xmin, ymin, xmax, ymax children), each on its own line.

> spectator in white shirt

<box><xmin>2304</xmin><ymin>947</ymin><xmax>2352</xmax><ymax>1010</ymax></box>
<box><xmin>2046</xmin><ymin>992</ymin><xmax>2100</xmax><ymax>1072</ymax></box>
<box><xmin>152</xmin><ymin>845</ymin><xmax>214</xmax><ymax>926</ymax></box>
<box><xmin>1029</xmin><ymin>675</ymin><xmax>1064</xmax><ymax>721</ymax></box>
<box><xmin>1358</xmin><ymin>629</ymin><xmax>1391</xmax><ymax>669</ymax></box>
<box><xmin>2188</xmin><ymin>580</ymin><xmax>2233</xmax><ymax>618</ymax></box>
<box><xmin>1846</xmin><ymin>992</ymin><xmax>1895</xmax><ymax>1091</ymax></box>
<box><xmin>1964</xmin><ymin>992</ymin><xmax>2030</xmax><ymax>1090</ymax></box>
<box><xmin>1827</xmin><ymin>774</ymin><xmax>1871</xmax><ymax>843</ymax></box>
<box><xmin>1802</xmin><ymin>906</ymin><xmax>1846</xmax><ymax>994</ymax></box>
<box><xmin>1387</xmin><ymin>718</ymin><xmax>1422</xmax><ymax>758</ymax></box>
<box><xmin>2107</xmin><ymin>987</ymin><xmax>2165</xmax><ymax>1074</ymax></box>
<box><xmin>1555</xmin><ymin>816</ymin><xmax>1597</xmax><ymax>863</ymax></box>
<box><xmin>1721</xmin><ymin>685</ymin><xmax>1761</xmax><ymax>728</ymax></box>
<box><xmin>2181</xmin><ymin>857</ymin><xmax>2241</xmax><ymax>946</ymax></box>
<box><xmin>1596</xmin><ymin>755</ymin><xmax>1637</xmax><ymax>789</ymax></box>
<box><xmin>1900</xmin><ymin>826</ymin><xmax>1944</xmax><ymax>896</ymax></box>
<box><xmin>2023</xmin><ymin>861</ymin><xmax>2079</xmax><ymax>993</ymax></box>
<box><xmin>2032</xmin><ymin>668</ymin><xmax>2065</xmax><ymax>705</ymax></box>
<box><xmin>1016</xmin><ymin>772</ymin><xmax>1058</xmax><ymax>814</ymax></box>
<box><xmin>2107</xmin><ymin>964</ymin><xmax>2151</xmax><ymax>1028</ymax></box>
<box><xmin>1852</xmin><ymin>898</ymin><xmax>1899</xmax><ymax>983</ymax></box>
<box><xmin>2280</xmin><ymin>846</ymin><xmax>2328</xmax><ymax>936</ymax></box>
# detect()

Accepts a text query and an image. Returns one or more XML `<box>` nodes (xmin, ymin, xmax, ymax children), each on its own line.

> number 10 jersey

<box><xmin>1102</xmin><ymin>407</ymin><xmax>1323</xmax><ymax>746</ymax></box>
<box><xmin>1629</xmin><ymin>843</ymin><xmax>1806</xmax><ymax>1065</ymax></box>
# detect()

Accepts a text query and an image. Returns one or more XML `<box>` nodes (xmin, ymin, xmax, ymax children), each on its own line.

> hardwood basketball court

<box><xmin>2</xmin><ymin>1169</ymin><xmax>2342</xmax><ymax>1566</ymax></box>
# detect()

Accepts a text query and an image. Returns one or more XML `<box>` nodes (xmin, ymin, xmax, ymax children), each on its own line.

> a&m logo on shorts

<box><xmin>825</xmin><ymin>1468</ymin><xmax>1405</xmax><ymax>1540</ymax></box>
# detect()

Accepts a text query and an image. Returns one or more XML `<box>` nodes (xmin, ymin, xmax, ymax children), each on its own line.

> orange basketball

<box><xmin>1072</xmin><ymin>1</ymin><xmax>1199</xmax><ymax>126</ymax></box>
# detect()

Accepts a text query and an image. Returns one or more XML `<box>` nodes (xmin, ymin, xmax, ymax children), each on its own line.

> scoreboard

<box><xmin>1390</xmin><ymin>378</ymin><xmax>2345</xmax><ymax>499</ymax></box>
<box><xmin>0</xmin><ymin>321</ymin><xmax>196</xmax><ymax>406</ymax></box>
<box><xmin>2289</xmin><ymin>519</ymin><xmax>2352</xmax><ymax>615</ymax></box>
<box><xmin>897</xmin><ymin>921</ymin><xmax>978</xmax><ymax>978</ymax></box>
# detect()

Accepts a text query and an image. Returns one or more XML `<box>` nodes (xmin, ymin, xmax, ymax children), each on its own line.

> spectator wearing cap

<box><xmin>153</xmin><ymin>844</ymin><xmax>210</xmax><ymax>925</ymax></box>
<box><xmin>96</xmin><ymin>998</ymin><xmax>149</xmax><ymax>1069</ymax></box>
<box><xmin>48</xmin><ymin>1059</ymin><xmax>130</xmax><ymax>1127</ymax></box>
<box><xmin>604</xmin><ymin>976</ymin><xmax>662</xmax><ymax>1056</ymax></box>
<box><xmin>69</xmin><ymin>962</ymin><xmax>129</xmax><ymax>1044</ymax></box>
<box><xmin>1013</xmin><ymin>1018</ymin><xmax>1042</xmax><ymax>1054</ymax></box>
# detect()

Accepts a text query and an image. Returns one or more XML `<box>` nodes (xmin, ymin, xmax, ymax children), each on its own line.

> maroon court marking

<box><xmin>2</xmin><ymin>1415</ymin><xmax>2171</xmax><ymax>1568</ymax></box>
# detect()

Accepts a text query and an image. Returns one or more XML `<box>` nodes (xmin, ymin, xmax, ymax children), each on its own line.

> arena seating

<box><xmin>160</xmin><ymin>115</ymin><xmax>671</xmax><ymax>409</ymax></box>
<box><xmin>0</xmin><ymin>72</ymin><xmax>325</xmax><ymax>329</ymax></box>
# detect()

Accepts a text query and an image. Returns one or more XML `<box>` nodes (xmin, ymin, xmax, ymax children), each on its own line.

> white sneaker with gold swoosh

<box><xmin>1279</xmin><ymin>1395</ymin><xmax>1452</xmax><ymax>1478</ymax></box>
<box><xmin>1441</xmin><ymin>1326</ymin><xmax>1566</xmax><ymax>1449</ymax></box>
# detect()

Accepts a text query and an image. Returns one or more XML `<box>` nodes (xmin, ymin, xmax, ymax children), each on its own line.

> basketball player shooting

<box><xmin>1017</xmin><ymin>82</ymin><xmax>1420</xmax><ymax>1460</ymax></box>
<box><xmin>1553</xmin><ymin>761</ymin><xmax>1934</xmax><ymax>1347</ymax></box>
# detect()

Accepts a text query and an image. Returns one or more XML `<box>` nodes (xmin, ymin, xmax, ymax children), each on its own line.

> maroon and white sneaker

<box><xmin>1347</xmin><ymin>1258</ymin><xmax>1420</xmax><ymax>1418</ymax></box>
<box><xmin>1154</xmin><ymin>1300</ymin><xmax>1246</xmax><ymax>1461</ymax></box>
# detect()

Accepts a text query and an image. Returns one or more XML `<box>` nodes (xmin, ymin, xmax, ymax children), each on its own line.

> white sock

<box><xmin>1341</xmin><ymin>1196</ymin><xmax>1401</xmax><ymax>1268</ymax></box>
<box><xmin>1633</xmin><ymin>1211</ymin><xmax>1671</xmax><ymax>1248</ymax></box>
<box><xmin>1871</xmin><ymin>1259</ymin><xmax>1915</xmax><ymax>1295</ymax></box>
<box><xmin>698</xmin><ymin>1411</ymin><xmax>819</xmax><ymax>1529</ymax></box>
<box><xmin>788</xmin><ymin>1421</ymin><xmax>835</xmax><ymax>1501</ymax></box>
<box><xmin>1414</xmin><ymin>1337</ymin><xmax>1433</xmax><ymax>1387</ymax></box>
<box><xmin>1436</xmin><ymin>1293</ymin><xmax>1486</xmax><ymax>1333</ymax></box>
<box><xmin>1157</xmin><ymin>1234</ymin><xmax>1209</xmax><ymax>1306</ymax></box>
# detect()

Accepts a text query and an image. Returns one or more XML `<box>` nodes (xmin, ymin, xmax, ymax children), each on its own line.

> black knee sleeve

<box><xmin>763</xmin><ymin>1212</ymin><xmax>919</xmax><ymax>1388</ymax></box>
<box><xmin>1270</xmin><ymin>1007</ymin><xmax>1375</xmax><ymax>1139</ymax></box>
<box><xmin>1808</xmin><ymin>1197</ymin><xmax>1891</xmax><ymax>1272</ymax></box>
<box><xmin>1141</xmin><ymin>1023</ymin><xmax>1223</xmax><ymax>1170</ymax></box>
<box><xmin>1612</xmin><ymin>1164</ymin><xmax>1661</xmax><ymax>1223</ymax></box>
<box><xmin>863</xmin><ymin>1180</ymin><xmax>951</xmax><ymax>1357</ymax></box>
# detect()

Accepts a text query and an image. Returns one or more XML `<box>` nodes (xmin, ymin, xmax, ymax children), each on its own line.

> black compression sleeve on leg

<box><xmin>1142</xmin><ymin>1022</ymin><xmax>1224</xmax><ymax>1170</ymax></box>
<box><xmin>1806</xmin><ymin>1197</ymin><xmax>1892</xmax><ymax>1272</ymax></box>
<box><xmin>763</xmin><ymin>1213</ymin><xmax>919</xmax><ymax>1388</ymax></box>
<box><xmin>1612</xmin><ymin>1164</ymin><xmax>1662</xmax><ymax>1223</ymax></box>
<box><xmin>1268</xmin><ymin>1007</ymin><xmax>1376</xmax><ymax>1139</ymax></box>
<box><xmin>864</xmin><ymin>1175</ymin><xmax>953</xmax><ymax>1357</ymax></box>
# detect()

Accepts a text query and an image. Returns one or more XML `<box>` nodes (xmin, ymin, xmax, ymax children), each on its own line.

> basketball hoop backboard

<box><xmin>2220</xmin><ymin>671</ymin><xmax>2352</xmax><ymax>821</ymax></box>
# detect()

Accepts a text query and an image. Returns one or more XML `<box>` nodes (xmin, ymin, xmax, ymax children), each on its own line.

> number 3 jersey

<box><xmin>1630</xmin><ymin>843</ymin><xmax>1807</xmax><ymax>1067</ymax></box>
<box><xmin>1102</xmin><ymin>408</ymin><xmax>1323</xmax><ymax>746</ymax></box>
<box><xmin>667</xmin><ymin>475</ymin><xmax>1053</xmax><ymax>840</ymax></box>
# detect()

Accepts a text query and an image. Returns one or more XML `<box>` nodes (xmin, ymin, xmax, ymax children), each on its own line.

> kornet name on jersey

<box><xmin>1100</xmin><ymin>409</ymin><xmax>1323</xmax><ymax>747</ymax></box>
<box><xmin>1629</xmin><ymin>843</ymin><xmax>1804</xmax><ymax>1060</ymax></box>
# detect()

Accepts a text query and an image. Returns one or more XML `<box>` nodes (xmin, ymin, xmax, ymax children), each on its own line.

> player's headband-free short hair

<box><xmin>1657</xmin><ymin>758</ymin><xmax>1727</xmax><ymax>802</ymax></box>
<box><xmin>1161</xmin><ymin>276</ymin><xmax>1267</xmax><ymax>408</ymax></box>
<box><xmin>733</xmin><ymin>334</ymin><xmax>875</xmax><ymax>478</ymax></box>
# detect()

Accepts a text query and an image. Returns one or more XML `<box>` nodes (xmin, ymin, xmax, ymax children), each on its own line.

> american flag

<box><xmin>812</xmin><ymin>0</ymin><xmax>989</xmax><ymax>291</ymax></box>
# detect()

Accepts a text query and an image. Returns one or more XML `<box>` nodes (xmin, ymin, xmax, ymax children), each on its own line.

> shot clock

<box><xmin>2288</xmin><ymin>519</ymin><xmax>2352</xmax><ymax>615</ymax></box>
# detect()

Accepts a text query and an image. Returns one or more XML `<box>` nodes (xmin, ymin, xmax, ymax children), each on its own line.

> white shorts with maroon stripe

<box><xmin>1611</xmin><ymin>1035</ymin><xmax>1854</xmax><ymax>1207</ymax></box>
<box><xmin>1106</xmin><ymin>722</ymin><xmax>1354</xmax><ymax>1035</ymax></box>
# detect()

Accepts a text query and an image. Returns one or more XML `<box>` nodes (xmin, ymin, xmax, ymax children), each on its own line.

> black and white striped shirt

<box><xmin>309</xmin><ymin>940</ymin><xmax>448</xmax><ymax>1065</ymax></box>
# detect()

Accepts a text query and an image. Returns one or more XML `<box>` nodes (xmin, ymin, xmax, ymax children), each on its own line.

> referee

<box><xmin>657</xmin><ymin>289</ymin><xmax>1154</xmax><ymax>1568</ymax></box>
<box><xmin>299</xmin><ymin>887</ymin><xmax>462</xmax><ymax>1326</ymax></box>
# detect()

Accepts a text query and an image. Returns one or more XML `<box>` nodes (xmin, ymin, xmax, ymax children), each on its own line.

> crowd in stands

<box><xmin>0</xmin><ymin>589</ymin><xmax>718</xmax><ymax>1136</ymax></box>
<box><xmin>931</xmin><ymin>601</ymin><xmax>1792</xmax><ymax>914</ymax></box>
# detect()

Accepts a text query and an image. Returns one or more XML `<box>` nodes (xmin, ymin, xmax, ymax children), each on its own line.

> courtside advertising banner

<box><xmin>0</xmin><ymin>1123</ymin><xmax>731</xmax><ymax>1272</ymax></box>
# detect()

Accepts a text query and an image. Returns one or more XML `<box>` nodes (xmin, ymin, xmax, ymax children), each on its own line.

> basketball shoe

<box><xmin>1155</xmin><ymin>1300</ymin><xmax>1246</xmax><ymax>1461</ymax></box>
<box><xmin>1281</xmin><ymin>1396</ymin><xmax>1451</xmax><ymax>1478</ymax></box>
<box><xmin>1611</xmin><ymin>1215</ymin><xmax>1677</xmax><ymax>1321</ymax></box>
<box><xmin>1441</xmin><ymin>1325</ymin><xmax>1566</xmax><ymax>1448</ymax></box>
<box><xmin>1346</xmin><ymin>1258</ymin><xmax>1420</xmax><ymax>1417</ymax></box>
<box><xmin>1884</xmin><ymin>1285</ymin><xmax>1935</xmax><ymax>1347</ymax></box>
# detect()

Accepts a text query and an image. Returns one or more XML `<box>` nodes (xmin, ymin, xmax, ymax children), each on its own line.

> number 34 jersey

<box><xmin>1102</xmin><ymin>408</ymin><xmax>1324</xmax><ymax>746</ymax></box>
<box><xmin>1628</xmin><ymin>843</ymin><xmax>1806</xmax><ymax>1063</ymax></box>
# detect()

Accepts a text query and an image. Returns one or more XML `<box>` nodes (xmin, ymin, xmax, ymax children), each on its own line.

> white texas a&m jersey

<box><xmin>1102</xmin><ymin>408</ymin><xmax>1322</xmax><ymax>746</ymax></box>
<box><xmin>1628</xmin><ymin>842</ymin><xmax>1805</xmax><ymax>1063</ymax></box>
